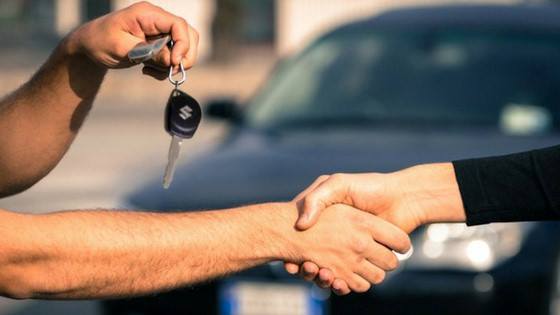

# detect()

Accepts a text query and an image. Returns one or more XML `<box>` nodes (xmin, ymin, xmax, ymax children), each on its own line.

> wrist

<box><xmin>259</xmin><ymin>202</ymin><xmax>302</xmax><ymax>262</ymax></box>
<box><xmin>392</xmin><ymin>162</ymin><xmax>466</xmax><ymax>227</ymax></box>
<box><xmin>60</xmin><ymin>26</ymin><xmax>86</xmax><ymax>58</ymax></box>
<box><xmin>60</xmin><ymin>23</ymin><xmax>106</xmax><ymax>72</ymax></box>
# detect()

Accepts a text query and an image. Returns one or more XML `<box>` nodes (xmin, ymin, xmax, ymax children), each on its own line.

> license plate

<box><xmin>219</xmin><ymin>280</ymin><xmax>327</xmax><ymax>315</ymax></box>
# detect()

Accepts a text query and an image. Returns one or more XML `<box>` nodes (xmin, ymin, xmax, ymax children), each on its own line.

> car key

<box><xmin>162</xmin><ymin>51</ymin><xmax>201</xmax><ymax>189</ymax></box>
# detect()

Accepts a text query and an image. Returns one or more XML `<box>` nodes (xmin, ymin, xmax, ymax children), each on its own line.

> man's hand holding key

<box><xmin>68</xmin><ymin>1</ymin><xmax>198</xmax><ymax>74</ymax></box>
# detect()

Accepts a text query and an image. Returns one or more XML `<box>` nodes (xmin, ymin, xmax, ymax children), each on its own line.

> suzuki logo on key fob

<box><xmin>165</xmin><ymin>89</ymin><xmax>201</xmax><ymax>139</ymax></box>
<box><xmin>179</xmin><ymin>105</ymin><xmax>193</xmax><ymax>120</ymax></box>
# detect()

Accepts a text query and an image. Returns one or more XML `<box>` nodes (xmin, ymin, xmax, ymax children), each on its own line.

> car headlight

<box><xmin>402</xmin><ymin>222</ymin><xmax>535</xmax><ymax>272</ymax></box>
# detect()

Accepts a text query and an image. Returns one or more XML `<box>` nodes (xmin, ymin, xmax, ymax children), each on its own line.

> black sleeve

<box><xmin>452</xmin><ymin>145</ymin><xmax>560</xmax><ymax>226</ymax></box>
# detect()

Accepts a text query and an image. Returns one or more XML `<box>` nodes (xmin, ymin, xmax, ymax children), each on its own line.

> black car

<box><xmin>104</xmin><ymin>4</ymin><xmax>560</xmax><ymax>315</ymax></box>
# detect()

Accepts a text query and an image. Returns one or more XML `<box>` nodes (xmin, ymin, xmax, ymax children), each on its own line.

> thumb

<box><xmin>295</xmin><ymin>197</ymin><xmax>322</xmax><ymax>230</ymax></box>
<box><xmin>120</xmin><ymin>33</ymin><xmax>145</xmax><ymax>65</ymax></box>
<box><xmin>295</xmin><ymin>177</ymin><xmax>347</xmax><ymax>230</ymax></box>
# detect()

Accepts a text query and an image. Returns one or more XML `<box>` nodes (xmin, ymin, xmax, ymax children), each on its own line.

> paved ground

<box><xmin>0</xmin><ymin>41</ymin><xmax>276</xmax><ymax>315</ymax></box>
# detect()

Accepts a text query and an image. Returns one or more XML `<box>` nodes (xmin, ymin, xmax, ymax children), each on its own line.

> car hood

<box><xmin>128</xmin><ymin>127</ymin><xmax>560</xmax><ymax>211</ymax></box>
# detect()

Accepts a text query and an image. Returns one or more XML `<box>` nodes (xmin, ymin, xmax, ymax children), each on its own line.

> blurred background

<box><xmin>2</xmin><ymin>0</ymin><xmax>560</xmax><ymax>314</ymax></box>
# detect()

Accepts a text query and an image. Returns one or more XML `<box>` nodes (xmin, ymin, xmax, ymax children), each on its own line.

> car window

<box><xmin>246</xmin><ymin>28</ymin><xmax>560</xmax><ymax>133</ymax></box>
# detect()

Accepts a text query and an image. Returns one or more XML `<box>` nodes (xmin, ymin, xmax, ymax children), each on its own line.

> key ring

<box><xmin>168</xmin><ymin>62</ymin><xmax>186</xmax><ymax>88</ymax></box>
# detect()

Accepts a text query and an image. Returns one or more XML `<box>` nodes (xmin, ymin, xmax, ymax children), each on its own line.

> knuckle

<box><xmin>330</xmin><ymin>173</ymin><xmax>346</xmax><ymax>182</ymax></box>
<box><xmin>351</xmin><ymin>212</ymin><xmax>368</xmax><ymax>226</ymax></box>
<box><xmin>132</xmin><ymin>1</ymin><xmax>151</xmax><ymax>9</ymax></box>
<box><xmin>351</xmin><ymin>237</ymin><xmax>368</xmax><ymax>255</ymax></box>
<box><xmin>176</xmin><ymin>16</ymin><xmax>189</xmax><ymax>27</ymax></box>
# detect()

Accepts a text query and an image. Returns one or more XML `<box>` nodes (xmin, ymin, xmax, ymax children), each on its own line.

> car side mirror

<box><xmin>205</xmin><ymin>98</ymin><xmax>241</xmax><ymax>122</ymax></box>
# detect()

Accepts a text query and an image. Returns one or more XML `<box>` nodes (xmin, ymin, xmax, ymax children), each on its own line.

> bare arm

<box><xmin>0</xmin><ymin>40</ymin><xmax>105</xmax><ymax>196</ymax></box>
<box><xmin>0</xmin><ymin>202</ymin><xmax>410</xmax><ymax>300</ymax></box>
<box><xmin>0</xmin><ymin>2</ymin><xmax>199</xmax><ymax>197</ymax></box>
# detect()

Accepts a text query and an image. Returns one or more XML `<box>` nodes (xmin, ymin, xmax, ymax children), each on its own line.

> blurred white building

<box><xmin>9</xmin><ymin>0</ymin><xmax>525</xmax><ymax>58</ymax></box>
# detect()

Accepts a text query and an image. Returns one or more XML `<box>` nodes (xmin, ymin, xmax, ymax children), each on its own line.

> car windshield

<box><xmin>245</xmin><ymin>28</ymin><xmax>560</xmax><ymax>133</ymax></box>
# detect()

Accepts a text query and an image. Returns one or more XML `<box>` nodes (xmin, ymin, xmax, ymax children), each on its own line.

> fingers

<box><xmin>140</xmin><ymin>22</ymin><xmax>198</xmax><ymax>72</ymax></box>
<box><xmin>150</xmin><ymin>45</ymin><xmax>172</xmax><ymax>69</ymax></box>
<box><xmin>182</xmin><ymin>26</ymin><xmax>199</xmax><ymax>69</ymax></box>
<box><xmin>132</xmin><ymin>2</ymin><xmax>195</xmax><ymax>66</ymax></box>
<box><xmin>284</xmin><ymin>262</ymin><xmax>300</xmax><ymax>275</ymax></box>
<box><xmin>294</xmin><ymin>244</ymin><xmax>396</xmax><ymax>293</ymax></box>
<box><xmin>299</xmin><ymin>261</ymin><xmax>319</xmax><ymax>281</ymax></box>
<box><xmin>349</xmin><ymin>274</ymin><xmax>372</xmax><ymax>293</ymax></box>
<box><xmin>332</xmin><ymin>279</ymin><xmax>351</xmax><ymax>296</ymax></box>
<box><xmin>287</xmin><ymin>262</ymin><xmax>335</xmax><ymax>290</ymax></box>
<box><xmin>356</xmin><ymin>260</ymin><xmax>386</xmax><ymax>288</ymax></box>
<box><xmin>367</xmin><ymin>215</ymin><xmax>412</xmax><ymax>254</ymax></box>
<box><xmin>366</xmin><ymin>242</ymin><xmax>400</xmax><ymax>271</ymax></box>
<box><xmin>296</xmin><ymin>175</ymin><xmax>349</xmax><ymax>230</ymax></box>
<box><xmin>348</xmin><ymin>260</ymin><xmax>387</xmax><ymax>293</ymax></box>
<box><xmin>314</xmin><ymin>268</ymin><xmax>335</xmax><ymax>289</ymax></box>
<box><xmin>141</xmin><ymin>28</ymin><xmax>197</xmax><ymax>77</ymax></box>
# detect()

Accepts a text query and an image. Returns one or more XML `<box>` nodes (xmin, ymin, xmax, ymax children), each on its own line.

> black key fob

<box><xmin>165</xmin><ymin>89</ymin><xmax>202</xmax><ymax>139</ymax></box>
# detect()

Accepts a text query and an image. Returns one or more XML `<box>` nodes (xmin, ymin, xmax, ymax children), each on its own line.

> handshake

<box><xmin>281</xmin><ymin>163</ymin><xmax>465</xmax><ymax>295</ymax></box>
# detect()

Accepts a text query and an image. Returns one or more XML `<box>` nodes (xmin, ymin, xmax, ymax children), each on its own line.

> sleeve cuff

<box><xmin>452</xmin><ymin>159</ymin><xmax>493</xmax><ymax>226</ymax></box>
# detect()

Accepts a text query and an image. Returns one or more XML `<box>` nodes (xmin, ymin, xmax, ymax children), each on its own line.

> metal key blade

<box><xmin>162</xmin><ymin>135</ymin><xmax>183</xmax><ymax>189</ymax></box>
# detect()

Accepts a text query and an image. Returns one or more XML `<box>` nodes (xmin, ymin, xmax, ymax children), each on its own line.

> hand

<box><xmin>285</xmin><ymin>163</ymin><xmax>466</xmax><ymax>293</ymax></box>
<box><xmin>281</xmin><ymin>203</ymin><xmax>411</xmax><ymax>294</ymax></box>
<box><xmin>66</xmin><ymin>1</ymin><xmax>199</xmax><ymax>79</ymax></box>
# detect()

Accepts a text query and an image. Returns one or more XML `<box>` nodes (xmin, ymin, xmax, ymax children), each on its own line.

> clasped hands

<box><xmin>283</xmin><ymin>163</ymin><xmax>462</xmax><ymax>295</ymax></box>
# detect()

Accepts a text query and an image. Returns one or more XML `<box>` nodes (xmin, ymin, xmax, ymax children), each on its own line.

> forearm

<box><xmin>0</xmin><ymin>203</ymin><xmax>296</xmax><ymax>299</ymax></box>
<box><xmin>391</xmin><ymin>145</ymin><xmax>560</xmax><ymax>229</ymax></box>
<box><xmin>0</xmin><ymin>34</ymin><xmax>106</xmax><ymax>197</ymax></box>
